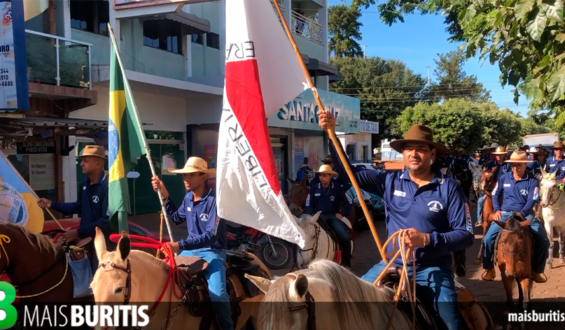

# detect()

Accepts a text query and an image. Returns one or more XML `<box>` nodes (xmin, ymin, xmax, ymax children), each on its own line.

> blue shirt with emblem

<box><xmin>305</xmin><ymin>181</ymin><xmax>353</xmax><ymax>216</ymax></box>
<box><xmin>546</xmin><ymin>157</ymin><xmax>565</xmax><ymax>180</ymax></box>
<box><xmin>163</xmin><ymin>188</ymin><xmax>227</xmax><ymax>251</ymax></box>
<box><xmin>51</xmin><ymin>174</ymin><xmax>110</xmax><ymax>239</ymax></box>
<box><xmin>492</xmin><ymin>171</ymin><xmax>538</xmax><ymax>216</ymax></box>
<box><xmin>486</xmin><ymin>160</ymin><xmax>511</xmax><ymax>180</ymax></box>
<box><xmin>329</xmin><ymin>142</ymin><xmax>474</xmax><ymax>267</ymax></box>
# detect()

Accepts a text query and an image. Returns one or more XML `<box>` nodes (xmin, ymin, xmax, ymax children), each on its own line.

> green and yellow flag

<box><xmin>108</xmin><ymin>27</ymin><xmax>146</xmax><ymax>233</ymax></box>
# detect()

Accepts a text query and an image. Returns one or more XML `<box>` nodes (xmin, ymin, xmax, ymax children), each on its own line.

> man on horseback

<box><xmin>546</xmin><ymin>142</ymin><xmax>565</xmax><ymax>181</ymax></box>
<box><xmin>481</xmin><ymin>150</ymin><xmax>550</xmax><ymax>283</ymax></box>
<box><xmin>319</xmin><ymin>112</ymin><xmax>473</xmax><ymax>330</ymax></box>
<box><xmin>37</xmin><ymin>145</ymin><xmax>110</xmax><ymax>269</ymax></box>
<box><xmin>478</xmin><ymin>145</ymin><xmax>492</xmax><ymax>166</ymax></box>
<box><xmin>476</xmin><ymin>146</ymin><xmax>510</xmax><ymax>227</ymax></box>
<box><xmin>527</xmin><ymin>146</ymin><xmax>549</xmax><ymax>177</ymax></box>
<box><xmin>151</xmin><ymin>156</ymin><xmax>233</xmax><ymax>330</ymax></box>
<box><xmin>305</xmin><ymin>164</ymin><xmax>353</xmax><ymax>268</ymax></box>
<box><xmin>296</xmin><ymin>157</ymin><xmax>314</xmax><ymax>185</ymax></box>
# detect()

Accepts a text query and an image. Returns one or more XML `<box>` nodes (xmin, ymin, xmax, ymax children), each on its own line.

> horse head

<box><xmin>91</xmin><ymin>228</ymin><xmax>167</xmax><ymax>304</ymax></box>
<box><xmin>294</xmin><ymin>211</ymin><xmax>322</xmax><ymax>268</ymax></box>
<box><xmin>288</xmin><ymin>178</ymin><xmax>309</xmax><ymax>211</ymax></box>
<box><xmin>493</xmin><ymin>213</ymin><xmax>533</xmax><ymax>278</ymax></box>
<box><xmin>480</xmin><ymin>169</ymin><xmax>497</xmax><ymax>192</ymax></box>
<box><xmin>540</xmin><ymin>171</ymin><xmax>559</xmax><ymax>208</ymax></box>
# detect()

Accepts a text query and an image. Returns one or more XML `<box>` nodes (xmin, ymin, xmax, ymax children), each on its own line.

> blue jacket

<box><xmin>329</xmin><ymin>142</ymin><xmax>474</xmax><ymax>267</ymax></box>
<box><xmin>486</xmin><ymin>160</ymin><xmax>511</xmax><ymax>180</ymax></box>
<box><xmin>305</xmin><ymin>181</ymin><xmax>353</xmax><ymax>217</ymax></box>
<box><xmin>527</xmin><ymin>159</ymin><xmax>548</xmax><ymax>175</ymax></box>
<box><xmin>51</xmin><ymin>174</ymin><xmax>110</xmax><ymax>239</ymax></box>
<box><xmin>163</xmin><ymin>188</ymin><xmax>227</xmax><ymax>251</ymax></box>
<box><xmin>492</xmin><ymin>172</ymin><xmax>539</xmax><ymax>216</ymax></box>
<box><xmin>547</xmin><ymin>158</ymin><xmax>565</xmax><ymax>180</ymax></box>
<box><xmin>453</xmin><ymin>155</ymin><xmax>471</xmax><ymax>172</ymax></box>
<box><xmin>479</xmin><ymin>154</ymin><xmax>493</xmax><ymax>166</ymax></box>
<box><xmin>296</xmin><ymin>167</ymin><xmax>314</xmax><ymax>183</ymax></box>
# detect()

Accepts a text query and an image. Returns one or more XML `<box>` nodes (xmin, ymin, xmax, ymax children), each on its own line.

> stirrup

<box><xmin>532</xmin><ymin>273</ymin><xmax>548</xmax><ymax>283</ymax></box>
<box><xmin>481</xmin><ymin>269</ymin><xmax>495</xmax><ymax>281</ymax></box>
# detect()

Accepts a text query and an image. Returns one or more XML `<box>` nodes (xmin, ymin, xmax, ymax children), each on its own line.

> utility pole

<box><xmin>363</xmin><ymin>45</ymin><xmax>367</xmax><ymax>58</ymax></box>
<box><xmin>426</xmin><ymin>66</ymin><xmax>430</xmax><ymax>85</ymax></box>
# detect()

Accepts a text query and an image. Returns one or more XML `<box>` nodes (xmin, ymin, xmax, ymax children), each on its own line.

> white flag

<box><xmin>216</xmin><ymin>0</ymin><xmax>309</xmax><ymax>248</ymax></box>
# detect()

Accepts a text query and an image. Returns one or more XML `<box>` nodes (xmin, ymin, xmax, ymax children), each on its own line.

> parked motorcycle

<box><xmin>226</xmin><ymin>222</ymin><xmax>291</xmax><ymax>270</ymax></box>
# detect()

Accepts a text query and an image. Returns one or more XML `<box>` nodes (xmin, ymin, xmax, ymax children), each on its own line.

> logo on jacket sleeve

<box><xmin>427</xmin><ymin>201</ymin><xmax>443</xmax><ymax>212</ymax></box>
<box><xmin>211</xmin><ymin>216</ymin><xmax>220</xmax><ymax>235</ymax></box>
<box><xmin>200</xmin><ymin>213</ymin><xmax>209</xmax><ymax>222</ymax></box>
<box><xmin>306</xmin><ymin>194</ymin><xmax>310</xmax><ymax>207</ymax></box>
<box><xmin>533</xmin><ymin>187</ymin><xmax>539</xmax><ymax>201</ymax></box>
<box><xmin>465</xmin><ymin>204</ymin><xmax>472</xmax><ymax>233</ymax></box>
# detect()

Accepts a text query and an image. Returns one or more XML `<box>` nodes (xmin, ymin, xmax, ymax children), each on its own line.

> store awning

<box><xmin>307</xmin><ymin>58</ymin><xmax>339</xmax><ymax>77</ymax></box>
<box><xmin>141</xmin><ymin>10</ymin><xmax>210</xmax><ymax>34</ymax></box>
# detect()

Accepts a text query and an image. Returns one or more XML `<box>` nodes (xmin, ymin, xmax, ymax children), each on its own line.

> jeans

<box><xmin>476</xmin><ymin>193</ymin><xmax>486</xmax><ymax>224</ymax></box>
<box><xmin>361</xmin><ymin>261</ymin><xmax>459</xmax><ymax>330</ymax></box>
<box><xmin>321</xmin><ymin>214</ymin><xmax>351</xmax><ymax>267</ymax></box>
<box><xmin>482</xmin><ymin>213</ymin><xmax>550</xmax><ymax>273</ymax></box>
<box><xmin>180</xmin><ymin>248</ymin><xmax>233</xmax><ymax>330</ymax></box>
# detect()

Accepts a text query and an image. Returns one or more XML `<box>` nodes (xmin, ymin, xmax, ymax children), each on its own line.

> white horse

<box><xmin>245</xmin><ymin>259</ymin><xmax>412</xmax><ymax>330</ymax></box>
<box><xmin>295</xmin><ymin>211</ymin><xmax>355</xmax><ymax>269</ymax></box>
<box><xmin>539</xmin><ymin>169</ymin><xmax>565</xmax><ymax>267</ymax></box>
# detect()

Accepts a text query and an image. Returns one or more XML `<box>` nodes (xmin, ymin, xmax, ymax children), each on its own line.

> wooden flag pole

<box><xmin>0</xmin><ymin>150</ymin><xmax>64</xmax><ymax>230</ymax></box>
<box><xmin>271</xmin><ymin>1</ymin><xmax>387</xmax><ymax>263</ymax></box>
<box><xmin>107</xmin><ymin>24</ymin><xmax>175</xmax><ymax>242</ymax></box>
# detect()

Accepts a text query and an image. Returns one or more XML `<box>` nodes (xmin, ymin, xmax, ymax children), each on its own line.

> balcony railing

<box><xmin>25</xmin><ymin>30</ymin><xmax>92</xmax><ymax>89</ymax></box>
<box><xmin>291</xmin><ymin>10</ymin><xmax>323</xmax><ymax>45</ymax></box>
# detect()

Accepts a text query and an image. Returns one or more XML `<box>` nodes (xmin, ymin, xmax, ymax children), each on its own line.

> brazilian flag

<box><xmin>108</xmin><ymin>28</ymin><xmax>146</xmax><ymax>233</ymax></box>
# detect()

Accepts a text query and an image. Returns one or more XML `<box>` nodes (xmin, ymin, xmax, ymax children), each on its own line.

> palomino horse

<box><xmin>493</xmin><ymin>213</ymin><xmax>533</xmax><ymax>314</ymax></box>
<box><xmin>476</xmin><ymin>169</ymin><xmax>498</xmax><ymax>261</ymax></box>
<box><xmin>539</xmin><ymin>170</ymin><xmax>565</xmax><ymax>267</ymax></box>
<box><xmin>246</xmin><ymin>259</ymin><xmax>493</xmax><ymax>330</ymax></box>
<box><xmin>90</xmin><ymin>228</ymin><xmax>270</xmax><ymax>330</ymax></box>
<box><xmin>294</xmin><ymin>211</ymin><xmax>355</xmax><ymax>269</ymax></box>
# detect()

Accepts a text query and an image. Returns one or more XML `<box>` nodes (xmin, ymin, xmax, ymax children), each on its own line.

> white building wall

<box><xmin>338</xmin><ymin>133</ymin><xmax>372</xmax><ymax>163</ymax></box>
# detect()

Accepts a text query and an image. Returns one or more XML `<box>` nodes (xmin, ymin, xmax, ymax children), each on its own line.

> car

<box><xmin>42</xmin><ymin>218</ymin><xmax>170</xmax><ymax>242</ymax></box>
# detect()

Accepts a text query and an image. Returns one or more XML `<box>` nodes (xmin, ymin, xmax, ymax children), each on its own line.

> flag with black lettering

<box><xmin>216</xmin><ymin>0</ymin><xmax>308</xmax><ymax>247</ymax></box>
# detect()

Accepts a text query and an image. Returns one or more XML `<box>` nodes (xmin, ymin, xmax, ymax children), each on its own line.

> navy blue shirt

<box><xmin>163</xmin><ymin>188</ymin><xmax>227</xmax><ymax>251</ymax></box>
<box><xmin>527</xmin><ymin>159</ymin><xmax>548</xmax><ymax>176</ymax></box>
<box><xmin>305</xmin><ymin>181</ymin><xmax>353</xmax><ymax>217</ymax></box>
<box><xmin>492</xmin><ymin>172</ymin><xmax>539</xmax><ymax>216</ymax></box>
<box><xmin>51</xmin><ymin>174</ymin><xmax>110</xmax><ymax>239</ymax></box>
<box><xmin>329</xmin><ymin>142</ymin><xmax>474</xmax><ymax>267</ymax></box>
<box><xmin>453</xmin><ymin>155</ymin><xmax>471</xmax><ymax>172</ymax></box>
<box><xmin>546</xmin><ymin>158</ymin><xmax>565</xmax><ymax>180</ymax></box>
<box><xmin>479</xmin><ymin>154</ymin><xmax>493</xmax><ymax>166</ymax></box>
<box><xmin>486</xmin><ymin>160</ymin><xmax>511</xmax><ymax>180</ymax></box>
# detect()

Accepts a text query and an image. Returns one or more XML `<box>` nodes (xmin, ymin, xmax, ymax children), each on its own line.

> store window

<box><xmin>143</xmin><ymin>20</ymin><xmax>183</xmax><ymax>54</ymax></box>
<box><xmin>206</xmin><ymin>32</ymin><xmax>220</xmax><ymax>49</ymax></box>
<box><xmin>192</xmin><ymin>33</ymin><xmax>204</xmax><ymax>45</ymax></box>
<box><xmin>70</xmin><ymin>0</ymin><xmax>109</xmax><ymax>36</ymax></box>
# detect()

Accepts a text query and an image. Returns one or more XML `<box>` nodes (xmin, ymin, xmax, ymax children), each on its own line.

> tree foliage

<box><xmin>430</xmin><ymin>49</ymin><xmax>491</xmax><ymax>102</ymax></box>
<box><xmin>330</xmin><ymin>57</ymin><xmax>428</xmax><ymax>139</ymax></box>
<box><xmin>328</xmin><ymin>5</ymin><xmax>363</xmax><ymax>58</ymax></box>
<box><xmin>398</xmin><ymin>99</ymin><xmax>527</xmax><ymax>151</ymax></box>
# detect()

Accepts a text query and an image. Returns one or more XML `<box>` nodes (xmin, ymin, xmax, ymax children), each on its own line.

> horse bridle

<box><xmin>541</xmin><ymin>184</ymin><xmax>563</xmax><ymax>207</ymax></box>
<box><xmin>499</xmin><ymin>228</ymin><xmax>527</xmax><ymax>261</ymax></box>
<box><xmin>298</xmin><ymin>224</ymin><xmax>321</xmax><ymax>262</ymax></box>
<box><xmin>288</xmin><ymin>291</ymin><xmax>316</xmax><ymax>330</ymax></box>
<box><xmin>99</xmin><ymin>259</ymin><xmax>132</xmax><ymax>305</ymax></box>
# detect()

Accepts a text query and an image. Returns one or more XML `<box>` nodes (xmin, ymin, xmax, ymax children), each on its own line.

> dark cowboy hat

<box><xmin>389</xmin><ymin>124</ymin><xmax>447</xmax><ymax>155</ymax></box>
<box><xmin>551</xmin><ymin>141</ymin><xmax>565</xmax><ymax>150</ymax></box>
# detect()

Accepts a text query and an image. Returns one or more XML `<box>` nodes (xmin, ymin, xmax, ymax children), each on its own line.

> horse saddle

<box><xmin>66</xmin><ymin>238</ymin><xmax>92</xmax><ymax>262</ymax></box>
<box><xmin>380</xmin><ymin>267</ymin><xmax>493</xmax><ymax>330</ymax></box>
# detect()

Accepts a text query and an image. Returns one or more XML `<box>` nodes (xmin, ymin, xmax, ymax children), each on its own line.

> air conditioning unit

<box><xmin>270</xmin><ymin>138</ymin><xmax>284</xmax><ymax>148</ymax></box>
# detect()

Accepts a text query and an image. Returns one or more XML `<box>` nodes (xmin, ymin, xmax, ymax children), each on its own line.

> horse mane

<box><xmin>259</xmin><ymin>259</ymin><xmax>404</xmax><ymax>329</ymax></box>
<box><xmin>505</xmin><ymin>214</ymin><xmax>522</xmax><ymax>232</ymax></box>
<box><xmin>3</xmin><ymin>223</ymin><xmax>59</xmax><ymax>256</ymax></box>
<box><xmin>128</xmin><ymin>249</ymin><xmax>169</xmax><ymax>272</ymax></box>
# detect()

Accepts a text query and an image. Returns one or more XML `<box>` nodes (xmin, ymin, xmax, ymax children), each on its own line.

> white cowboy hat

<box><xmin>528</xmin><ymin>147</ymin><xmax>540</xmax><ymax>154</ymax></box>
<box><xmin>315</xmin><ymin>164</ymin><xmax>338</xmax><ymax>177</ymax></box>
<box><xmin>480</xmin><ymin>145</ymin><xmax>490</xmax><ymax>150</ymax></box>
<box><xmin>504</xmin><ymin>150</ymin><xmax>533</xmax><ymax>163</ymax></box>
<box><xmin>168</xmin><ymin>156</ymin><xmax>216</xmax><ymax>179</ymax></box>
<box><xmin>490</xmin><ymin>143</ymin><xmax>499</xmax><ymax>149</ymax></box>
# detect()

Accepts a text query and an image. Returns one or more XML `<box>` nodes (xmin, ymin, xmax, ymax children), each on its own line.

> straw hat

<box><xmin>315</xmin><ymin>164</ymin><xmax>338</xmax><ymax>177</ymax></box>
<box><xmin>551</xmin><ymin>141</ymin><xmax>565</xmax><ymax>150</ymax></box>
<box><xmin>505</xmin><ymin>150</ymin><xmax>533</xmax><ymax>163</ymax></box>
<box><xmin>389</xmin><ymin>124</ymin><xmax>447</xmax><ymax>155</ymax></box>
<box><xmin>491</xmin><ymin>146</ymin><xmax>509</xmax><ymax>155</ymax></box>
<box><xmin>78</xmin><ymin>145</ymin><xmax>107</xmax><ymax>160</ymax></box>
<box><xmin>168</xmin><ymin>157</ymin><xmax>216</xmax><ymax>179</ymax></box>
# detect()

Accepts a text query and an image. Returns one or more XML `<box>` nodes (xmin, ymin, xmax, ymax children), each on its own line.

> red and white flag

<box><xmin>216</xmin><ymin>0</ymin><xmax>309</xmax><ymax>247</ymax></box>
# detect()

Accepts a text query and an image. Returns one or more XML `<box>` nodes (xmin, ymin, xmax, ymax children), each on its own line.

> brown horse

<box><xmin>494</xmin><ymin>213</ymin><xmax>533</xmax><ymax>315</ymax></box>
<box><xmin>0</xmin><ymin>223</ymin><xmax>91</xmax><ymax>303</ymax></box>
<box><xmin>476</xmin><ymin>169</ymin><xmax>498</xmax><ymax>261</ymax></box>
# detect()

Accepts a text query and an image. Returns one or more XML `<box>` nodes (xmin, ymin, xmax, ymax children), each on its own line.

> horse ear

<box><xmin>287</xmin><ymin>178</ymin><xmax>297</xmax><ymax>186</ymax></box>
<box><xmin>540</xmin><ymin>166</ymin><xmax>547</xmax><ymax>178</ymax></box>
<box><xmin>310</xmin><ymin>211</ymin><xmax>322</xmax><ymax>224</ymax></box>
<box><xmin>117</xmin><ymin>231</ymin><xmax>131</xmax><ymax>261</ymax></box>
<box><xmin>493</xmin><ymin>221</ymin><xmax>506</xmax><ymax>229</ymax></box>
<box><xmin>94</xmin><ymin>227</ymin><xmax>107</xmax><ymax>261</ymax></box>
<box><xmin>520</xmin><ymin>218</ymin><xmax>533</xmax><ymax>228</ymax></box>
<box><xmin>300</xmin><ymin>178</ymin><xmax>307</xmax><ymax>187</ymax></box>
<box><xmin>291</xmin><ymin>274</ymin><xmax>309</xmax><ymax>299</ymax></box>
<box><xmin>244</xmin><ymin>274</ymin><xmax>272</xmax><ymax>294</ymax></box>
<box><xmin>551</xmin><ymin>172</ymin><xmax>557</xmax><ymax>180</ymax></box>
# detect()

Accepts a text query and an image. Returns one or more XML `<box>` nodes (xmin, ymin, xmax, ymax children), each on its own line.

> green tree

<box><xmin>431</xmin><ymin>49</ymin><xmax>491</xmax><ymax>102</ymax></box>
<box><xmin>328</xmin><ymin>5</ymin><xmax>363</xmax><ymax>58</ymax></box>
<box><xmin>330</xmin><ymin>57</ymin><xmax>428</xmax><ymax>139</ymax></box>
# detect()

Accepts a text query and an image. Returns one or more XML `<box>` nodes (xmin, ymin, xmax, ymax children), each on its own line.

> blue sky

<box><xmin>327</xmin><ymin>0</ymin><xmax>530</xmax><ymax>116</ymax></box>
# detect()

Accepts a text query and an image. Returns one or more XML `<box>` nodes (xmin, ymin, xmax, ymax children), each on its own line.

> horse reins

<box><xmin>288</xmin><ymin>291</ymin><xmax>316</xmax><ymax>330</ymax></box>
<box><xmin>542</xmin><ymin>185</ymin><xmax>564</xmax><ymax>208</ymax></box>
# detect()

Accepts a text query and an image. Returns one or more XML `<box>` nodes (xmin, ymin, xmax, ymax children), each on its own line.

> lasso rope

<box><xmin>373</xmin><ymin>229</ymin><xmax>417</xmax><ymax>330</ymax></box>
<box><xmin>0</xmin><ymin>235</ymin><xmax>10</xmax><ymax>267</ymax></box>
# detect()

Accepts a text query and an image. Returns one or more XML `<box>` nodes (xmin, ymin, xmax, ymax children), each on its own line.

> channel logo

<box><xmin>0</xmin><ymin>281</ymin><xmax>17</xmax><ymax>330</ymax></box>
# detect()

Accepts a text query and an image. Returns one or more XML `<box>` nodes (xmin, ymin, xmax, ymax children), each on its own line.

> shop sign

<box><xmin>359</xmin><ymin>121</ymin><xmax>379</xmax><ymax>134</ymax></box>
<box><xmin>16</xmin><ymin>141</ymin><xmax>55</xmax><ymax>154</ymax></box>
<box><xmin>29</xmin><ymin>154</ymin><xmax>55</xmax><ymax>191</ymax></box>
<box><xmin>114</xmin><ymin>0</ymin><xmax>194</xmax><ymax>9</ymax></box>
<box><xmin>269</xmin><ymin>89</ymin><xmax>360</xmax><ymax>134</ymax></box>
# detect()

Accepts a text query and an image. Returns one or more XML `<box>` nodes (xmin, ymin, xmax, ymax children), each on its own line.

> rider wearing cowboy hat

<box><xmin>526</xmin><ymin>145</ymin><xmax>549</xmax><ymax>176</ymax></box>
<box><xmin>546</xmin><ymin>142</ymin><xmax>565</xmax><ymax>181</ymax></box>
<box><xmin>319</xmin><ymin>111</ymin><xmax>472</xmax><ymax>330</ymax></box>
<box><xmin>305</xmin><ymin>164</ymin><xmax>354</xmax><ymax>268</ymax></box>
<box><xmin>151</xmin><ymin>157</ymin><xmax>233</xmax><ymax>330</ymax></box>
<box><xmin>478</xmin><ymin>144</ymin><xmax>494</xmax><ymax>166</ymax></box>
<box><xmin>481</xmin><ymin>151</ymin><xmax>550</xmax><ymax>283</ymax></box>
<box><xmin>476</xmin><ymin>146</ymin><xmax>511</xmax><ymax>227</ymax></box>
<box><xmin>296</xmin><ymin>157</ymin><xmax>314</xmax><ymax>185</ymax></box>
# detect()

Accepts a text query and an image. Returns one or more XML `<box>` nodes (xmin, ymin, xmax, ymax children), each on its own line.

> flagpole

<box><xmin>107</xmin><ymin>24</ymin><xmax>175</xmax><ymax>243</ymax></box>
<box><xmin>271</xmin><ymin>2</ymin><xmax>387</xmax><ymax>263</ymax></box>
<box><xmin>0</xmin><ymin>150</ymin><xmax>64</xmax><ymax>230</ymax></box>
